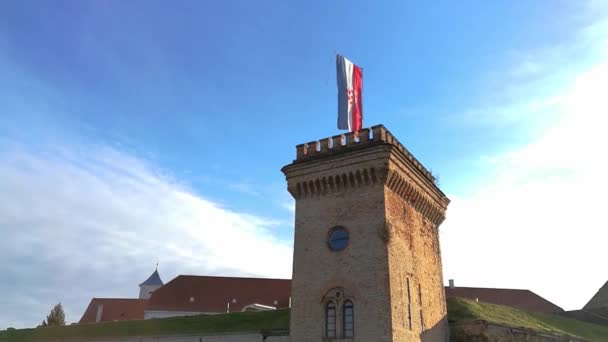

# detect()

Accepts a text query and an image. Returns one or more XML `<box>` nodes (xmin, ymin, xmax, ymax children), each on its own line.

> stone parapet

<box><xmin>294</xmin><ymin>125</ymin><xmax>435</xmax><ymax>184</ymax></box>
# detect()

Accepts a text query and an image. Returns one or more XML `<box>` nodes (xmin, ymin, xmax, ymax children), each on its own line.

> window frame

<box><xmin>325</xmin><ymin>301</ymin><xmax>337</xmax><ymax>338</ymax></box>
<box><xmin>342</xmin><ymin>300</ymin><xmax>354</xmax><ymax>338</ymax></box>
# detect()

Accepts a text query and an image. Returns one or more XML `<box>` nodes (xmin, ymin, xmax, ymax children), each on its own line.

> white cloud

<box><xmin>280</xmin><ymin>196</ymin><xmax>295</xmax><ymax>214</ymax></box>
<box><xmin>459</xmin><ymin>4</ymin><xmax>608</xmax><ymax>132</ymax></box>
<box><xmin>441</xmin><ymin>10</ymin><xmax>608</xmax><ymax>310</ymax></box>
<box><xmin>0</xmin><ymin>142</ymin><xmax>292</xmax><ymax>328</ymax></box>
<box><xmin>227</xmin><ymin>181</ymin><xmax>261</xmax><ymax>196</ymax></box>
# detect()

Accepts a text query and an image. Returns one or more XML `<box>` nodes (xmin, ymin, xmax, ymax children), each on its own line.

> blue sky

<box><xmin>1</xmin><ymin>0</ymin><xmax>607</xmax><ymax>329</ymax></box>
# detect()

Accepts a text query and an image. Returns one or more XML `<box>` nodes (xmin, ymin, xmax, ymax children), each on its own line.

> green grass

<box><xmin>448</xmin><ymin>297</ymin><xmax>608</xmax><ymax>341</ymax></box>
<box><xmin>3</xmin><ymin>300</ymin><xmax>608</xmax><ymax>342</ymax></box>
<box><xmin>0</xmin><ymin>309</ymin><xmax>289</xmax><ymax>342</ymax></box>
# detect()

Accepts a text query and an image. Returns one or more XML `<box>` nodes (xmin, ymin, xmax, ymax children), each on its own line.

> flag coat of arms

<box><xmin>336</xmin><ymin>54</ymin><xmax>363</xmax><ymax>132</ymax></box>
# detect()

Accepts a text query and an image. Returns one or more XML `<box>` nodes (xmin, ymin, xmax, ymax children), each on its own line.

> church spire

<box><xmin>139</xmin><ymin>267</ymin><xmax>163</xmax><ymax>286</ymax></box>
<box><xmin>138</xmin><ymin>266</ymin><xmax>164</xmax><ymax>299</ymax></box>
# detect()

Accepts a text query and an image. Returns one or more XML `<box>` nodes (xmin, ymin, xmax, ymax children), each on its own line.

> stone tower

<box><xmin>282</xmin><ymin>125</ymin><xmax>450</xmax><ymax>342</ymax></box>
<box><xmin>138</xmin><ymin>268</ymin><xmax>164</xmax><ymax>299</ymax></box>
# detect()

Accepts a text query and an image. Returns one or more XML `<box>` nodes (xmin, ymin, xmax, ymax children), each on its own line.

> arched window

<box><xmin>325</xmin><ymin>301</ymin><xmax>337</xmax><ymax>338</ymax></box>
<box><xmin>343</xmin><ymin>300</ymin><xmax>354</xmax><ymax>337</ymax></box>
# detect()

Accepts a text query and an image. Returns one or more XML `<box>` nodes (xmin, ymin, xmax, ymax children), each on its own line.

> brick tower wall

<box><xmin>385</xmin><ymin>189</ymin><xmax>448</xmax><ymax>341</ymax></box>
<box><xmin>290</xmin><ymin>185</ymin><xmax>392</xmax><ymax>342</ymax></box>
<box><xmin>383</xmin><ymin>138</ymin><xmax>450</xmax><ymax>342</ymax></box>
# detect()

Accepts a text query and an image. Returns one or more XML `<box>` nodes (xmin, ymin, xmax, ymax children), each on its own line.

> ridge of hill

<box><xmin>447</xmin><ymin>298</ymin><xmax>608</xmax><ymax>341</ymax></box>
<box><xmin>0</xmin><ymin>309</ymin><xmax>289</xmax><ymax>342</ymax></box>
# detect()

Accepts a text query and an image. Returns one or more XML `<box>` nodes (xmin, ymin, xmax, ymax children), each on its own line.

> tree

<box><xmin>41</xmin><ymin>303</ymin><xmax>66</xmax><ymax>327</ymax></box>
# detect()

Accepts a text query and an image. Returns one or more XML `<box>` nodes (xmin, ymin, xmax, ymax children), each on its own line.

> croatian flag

<box><xmin>336</xmin><ymin>54</ymin><xmax>363</xmax><ymax>132</ymax></box>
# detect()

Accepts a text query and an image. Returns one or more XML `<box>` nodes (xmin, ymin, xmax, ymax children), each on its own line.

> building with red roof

<box><xmin>79</xmin><ymin>298</ymin><xmax>147</xmax><ymax>324</ymax></box>
<box><xmin>78</xmin><ymin>269</ymin><xmax>292</xmax><ymax>323</ymax></box>
<box><xmin>79</xmin><ymin>270</ymin><xmax>565</xmax><ymax>324</ymax></box>
<box><xmin>444</xmin><ymin>280</ymin><xmax>563</xmax><ymax>314</ymax></box>
<box><xmin>144</xmin><ymin>275</ymin><xmax>291</xmax><ymax>319</ymax></box>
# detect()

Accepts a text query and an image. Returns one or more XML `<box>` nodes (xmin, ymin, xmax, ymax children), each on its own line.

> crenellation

<box><xmin>319</xmin><ymin>138</ymin><xmax>331</xmax><ymax>153</ymax></box>
<box><xmin>372</xmin><ymin>125</ymin><xmax>387</xmax><ymax>141</ymax></box>
<box><xmin>359</xmin><ymin>128</ymin><xmax>371</xmax><ymax>142</ymax></box>
<box><xmin>296</xmin><ymin>144</ymin><xmax>306</xmax><ymax>159</ymax></box>
<box><xmin>293</xmin><ymin>125</ymin><xmax>437</xmax><ymax>187</ymax></box>
<box><xmin>332</xmin><ymin>134</ymin><xmax>344</xmax><ymax>149</ymax></box>
<box><xmin>345</xmin><ymin>131</ymin><xmax>357</xmax><ymax>145</ymax></box>
<box><xmin>385</xmin><ymin>130</ymin><xmax>395</xmax><ymax>145</ymax></box>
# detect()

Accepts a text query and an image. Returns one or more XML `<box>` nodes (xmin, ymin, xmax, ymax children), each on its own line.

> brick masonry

<box><xmin>282</xmin><ymin>125</ymin><xmax>450</xmax><ymax>342</ymax></box>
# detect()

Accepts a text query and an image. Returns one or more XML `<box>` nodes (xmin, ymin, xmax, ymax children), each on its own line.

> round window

<box><xmin>327</xmin><ymin>226</ymin><xmax>349</xmax><ymax>251</ymax></box>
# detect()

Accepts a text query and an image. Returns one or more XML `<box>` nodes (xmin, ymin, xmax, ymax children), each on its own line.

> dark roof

<box><xmin>561</xmin><ymin>307</ymin><xmax>608</xmax><ymax>327</ymax></box>
<box><xmin>79</xmin><ymin>298</ymin><xmax>147</xmax><ymax>324</ymax></box>
<box><xmin>146</xmin><ymin>275</ymin><xmax>291</xmax><ymax>313</ymax></box>
<box><xmin>584</xmin><ymin>281</ymin><xmax>608</xmax><ymax>310</ymax></box>
<box><xmin>445</xmin><ymin>286</ymin><xmax>563</xmax><ymax>313</ymax></box>
<box><xmin>139</xmin><ymin>269</ymin><xmax>163</xmax><ymax>286</ymax></box>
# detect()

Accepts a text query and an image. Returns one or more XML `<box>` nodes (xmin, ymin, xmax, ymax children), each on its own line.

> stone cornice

<box><xmin>285</xmin><ymin>165</ymin><xmax>388</xmax><ymax>200</ymax></box>
<box><xmin>284</xmin><ymin>165</ymin><xmax>446</xmax><ymax>226</ymax></box>
<box><xmin>385</xmin><ymin>169</ymin><xmax>447</xmax><ymax>226</ymax></box>
<box><xmin>387</xmin><ymin>149</ymin><xmax>450</xmax><ymax>211</ymax></box>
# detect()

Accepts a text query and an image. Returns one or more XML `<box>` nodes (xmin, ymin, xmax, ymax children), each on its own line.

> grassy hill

<box><xmin>0</xmin><ymin>309</ymin><xmax>289</xmax><ymax>342</ymax></box>
<box><xmin>448</xmin><ymin>297</ymin><xmax>608</xmax><ymax>341</ymax></box>
<box><xmin>2</xmin><ymin>299</ymin><xmax>608</xmax><ymax>341</ymax></box>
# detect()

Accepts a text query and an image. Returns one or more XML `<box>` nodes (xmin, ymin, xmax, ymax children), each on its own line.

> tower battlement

<box><xmin>286</xmin><ymin>124</ymin><xmax>448</xmax><ymax>226</ymax></box>
<box><xmin>294</xmin><ymin>125</ymin><xmax>436</xmax><ymax>184</ymax></box>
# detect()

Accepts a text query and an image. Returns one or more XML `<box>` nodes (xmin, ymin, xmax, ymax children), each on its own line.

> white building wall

<box><xmin>138</xmin><ymin>284</ymin><xmax>162</xmax><ymax>299</ymax></box>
